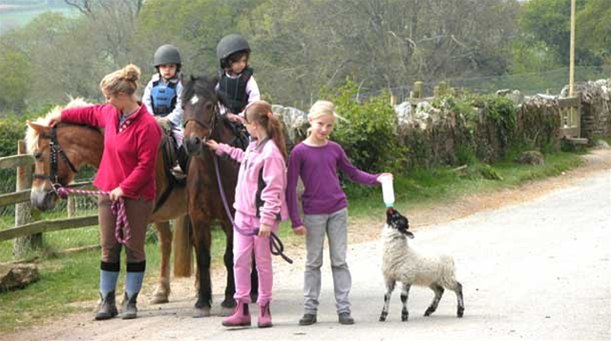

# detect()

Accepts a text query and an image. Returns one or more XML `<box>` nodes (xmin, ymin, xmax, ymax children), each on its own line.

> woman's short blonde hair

<box><xmin>99</xmin><ymin>64</ymin><xmax>141</xmax><ymax>97</ymax></box>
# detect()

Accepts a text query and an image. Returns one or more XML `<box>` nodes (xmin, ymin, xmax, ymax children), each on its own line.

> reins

<box><xmin>33</xmin><ymin>125</ymin><xmax>79</xmax><ymax>187</ymax></box>
<box><xmin>212</xmin><ymin>152</ymin><xmax>293</xmax><ymax>264</ymax></box>
<box><xmin>56</xmin><ymin>187</ymin><xmax>131</xmax><ymax>244</ymax></box>
<box><xmin>32</xmin><ymin>125</ymin><xmax>130</xmax><ymax>244</ymax></box>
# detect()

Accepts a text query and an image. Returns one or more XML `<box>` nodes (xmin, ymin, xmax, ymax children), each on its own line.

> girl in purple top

<box><xmin>286</xmin><ymin>100</ymin><xmax>392</xmax><ymax>325</ymax></box>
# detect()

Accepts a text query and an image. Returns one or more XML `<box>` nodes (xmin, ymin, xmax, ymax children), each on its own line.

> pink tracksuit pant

<box><xmin>233</xmin><ymin>212</ymin><xmax>278</xmax><ymax>304</ymax></box>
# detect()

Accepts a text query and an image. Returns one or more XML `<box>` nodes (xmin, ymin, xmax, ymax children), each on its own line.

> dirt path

<box><xmin>3</xmin><ymin>148</ymin><xmax>611</xmax><ymax>341</ymax></box>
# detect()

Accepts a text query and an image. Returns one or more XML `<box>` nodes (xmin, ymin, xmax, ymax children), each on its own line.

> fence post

<box><xmin>574</xmin><ymin>91</ymin><xmax>581</xmax><ymax>138</ymax></box>
<box><xmin>13</xmin><ymin>140</ymin><xmax>41</xmax><ymax>259</ymax></box>
<box><xmin>413</xmin><ymin>81</ymin><xmax>423</xmax><ymax>99</ymax></box>
<box><xmin>438</xmin><ymin>81</ymin><xmax>449</xmax><ymax>96</ymax></box>
<box><xmin>67</xmin><ymin>196</ymin><xmax>76</xmax><ymax>217</ymax></box>
<box><xmin>389</xmin><ymin>94</ymin><xmax>397</xmax><ymax>106</ymax></box>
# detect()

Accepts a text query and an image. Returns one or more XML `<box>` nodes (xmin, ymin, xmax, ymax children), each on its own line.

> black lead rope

<box><xmin>269</xmin><ymin>232</ymin><xmax>293</xmax><ymax>264</ymax></box>
<box><xmin>212</xmin><ymin>153</ymin><xmax>293</xmax><ymax>264</ymax></box>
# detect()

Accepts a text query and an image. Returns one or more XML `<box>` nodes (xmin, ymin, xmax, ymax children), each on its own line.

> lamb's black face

<box><xmin>386</xmin><ymin>207</ymin><xmax>413</xmax><ymax>239</ymax></box>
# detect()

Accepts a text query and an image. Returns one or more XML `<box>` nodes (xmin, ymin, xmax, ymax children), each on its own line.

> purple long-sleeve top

<box><xmin>286</xmin><ymin>141</ymin><xmax>380</xmax><ymax>228</ymax></box>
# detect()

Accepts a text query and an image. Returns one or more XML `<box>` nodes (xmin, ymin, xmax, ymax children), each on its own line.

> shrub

<box><xmin>321</xmin><ymin>80</ymin><xmax>407</xmax><ymax>174</ymax></box>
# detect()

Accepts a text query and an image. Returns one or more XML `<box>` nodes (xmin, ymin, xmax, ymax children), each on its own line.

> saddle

<box><xmin>224</xmin><ymin>120</ymin><xmax>250</xmax><ymax>150</ymax></box>
<box><xmin>158</xmin><ymin>122</ymin><xmax>187</xmax><ymax>185</ymax></box>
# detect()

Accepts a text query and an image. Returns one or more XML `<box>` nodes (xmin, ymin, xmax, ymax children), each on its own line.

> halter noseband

<box><xmin>33</xmin><ymin>124</ymin><xmax>79</xmax><ymax>189</ymax></box>
<box><xmin>183</xmin><ymin>94</ymin><xmax>220</xmax><ymax>141</ymax></box>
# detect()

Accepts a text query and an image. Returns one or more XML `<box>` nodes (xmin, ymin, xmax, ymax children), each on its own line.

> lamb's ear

<box><xmin>404</xmin><ymin>230</ymin><xmax>414</xmax><ymax>239</ymax></box>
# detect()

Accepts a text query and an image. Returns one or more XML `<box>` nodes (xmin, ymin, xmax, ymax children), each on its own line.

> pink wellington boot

<box><xmin>257</xmin><ymin>302</ymin><xmax>273</xmax><ymax>328</ymax></box>
<box><xmin>222</xmin><ymin>300</ymin><xmax>251</xmax><ymax>327</ymax></box>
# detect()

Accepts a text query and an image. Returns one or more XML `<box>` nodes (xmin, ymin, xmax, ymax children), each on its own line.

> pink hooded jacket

<box><xmin>217</xmin><ymin>138</ymin><xmax>289</xmax><ymax>227</ymax></box>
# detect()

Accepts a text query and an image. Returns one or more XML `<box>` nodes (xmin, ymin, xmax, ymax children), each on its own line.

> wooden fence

<box><xmin>557</xmin><ymin>95</ymin><xmax>584</xmax><ymax>141</ymax></box>
<box><xmin>0</xmin><ymin>140</ymin><xmax>97</xmax><ymax>259</ymax></box>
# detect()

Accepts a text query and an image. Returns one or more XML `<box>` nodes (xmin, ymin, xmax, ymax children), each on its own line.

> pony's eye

<box><xmin>34</xmin><ymin>152</ymin><xmax>43</xmax><ymax>160</ymax></box>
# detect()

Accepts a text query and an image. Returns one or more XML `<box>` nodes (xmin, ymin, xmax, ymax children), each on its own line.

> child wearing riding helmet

<box><xmin>286</xmin><ymin>100</ymin><xmax>392</xmax><ymax>326</ymax></box>
<box><xmin>215</xmin><ymin>34</ymin><xmax>261</xmax><ymax>149</ymax></box>
<box><xmin>206</xmin><ymin>101</ymin><xmax>294</xmax><ymax>329</ymax></box>
<box><xmin>143</xmin><ymin>44</ymin><xmax>185</xmax><ymax>148</ymax></box>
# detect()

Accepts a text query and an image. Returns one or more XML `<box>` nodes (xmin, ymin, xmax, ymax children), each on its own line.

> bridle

<box><xmin>183</xmin><ymin>94</ymin><xmax>219</xmax><ymax>141</ymax></box>
<box><xmin>33</xmin><ymin>124</ymin><xmax>79</xmax><ymax>190</ymax></box>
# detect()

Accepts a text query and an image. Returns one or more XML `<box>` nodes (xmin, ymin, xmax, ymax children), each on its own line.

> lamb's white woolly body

<box><xmin>381</xmin><ymin>224</ymin><xmax>457</xmax><ymax>288</ymax></box>
<box><xmin>378</xmin><ymin>213</ymin><xmax>464</xmax><ymax>322</ymax></box>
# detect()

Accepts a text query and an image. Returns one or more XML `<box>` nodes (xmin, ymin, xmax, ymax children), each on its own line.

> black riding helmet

<box><xmin>154</xmin><ymin>44</ymin><xmax>182</xmax><ymax>71</ymax></box>
<box><xmin>216</xmin><ymin>34</ymin><xmax>250</xmax><ymax>69</ymax></box>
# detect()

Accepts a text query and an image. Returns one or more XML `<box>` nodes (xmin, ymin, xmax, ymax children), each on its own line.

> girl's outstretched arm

<box><xmin>337</xmin><ymin>146</ymin><xmax>379</xmax><ymax>186</ymax></box>
<box><xmin>206</xmin><ymin>139</ymin><xmax>246</xmax><ymax>163</ymax></box>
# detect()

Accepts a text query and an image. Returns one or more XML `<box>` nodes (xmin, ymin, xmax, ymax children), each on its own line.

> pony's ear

<box><xmin>26</xmin><ymin>120</ymin><xmax>48</xmax><ymax>133</ymax></box>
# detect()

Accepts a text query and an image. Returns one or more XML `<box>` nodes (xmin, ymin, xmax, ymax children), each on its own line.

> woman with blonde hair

<box><xmin>48</xmin><ymin>64</ymin><xmax>162</xmax><ymax>320</ymax></box>
<box><xmin>286</xmin><ymin>100</ymin><xmax>392</xmax><ymax>325</ymax></box>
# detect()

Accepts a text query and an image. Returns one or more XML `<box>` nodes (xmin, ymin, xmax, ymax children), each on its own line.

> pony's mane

<box><xmin>182</xmin><ymin>75</ymin><xmax>223</xmax><ymax>107</ymax></box>
<box><xmin>25</xmin><ymin>98</ymin><xmax>92</xmax><ymax>154</ymax></box>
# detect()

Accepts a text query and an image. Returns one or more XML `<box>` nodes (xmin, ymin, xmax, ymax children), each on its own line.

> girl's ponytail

<box><xmin>245</xmin><ymin>101</ymin><xmax>288</xmax><ymax>162</ymax></box>
<box><xmin>267</xmin><ymin>115</ymin><xmax>287</xmax><ymax>162</ymax></box>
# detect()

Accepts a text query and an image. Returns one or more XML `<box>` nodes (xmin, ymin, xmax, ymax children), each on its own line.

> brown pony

<box><xmin>25</xmin><ymin>99</ymin><xmax>193</xmax><ymax>305</ymax></box>
<box><xmin>182</xmin><ymin>75</ymin><xmax>257</xmax><ymax>317</ymax></box>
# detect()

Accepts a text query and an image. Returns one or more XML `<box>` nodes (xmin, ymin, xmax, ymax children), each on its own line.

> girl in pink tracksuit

<box><xmin>206</xmin><ymin>100</ymin><xmax>292</xmax><ymax>328</ymax></box>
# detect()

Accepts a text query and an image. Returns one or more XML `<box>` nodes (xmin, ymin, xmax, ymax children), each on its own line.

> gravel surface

<box><xmin>3</xmin><ymin>151</ymin><xmax>610</xmax><ymax>341</ymax></box>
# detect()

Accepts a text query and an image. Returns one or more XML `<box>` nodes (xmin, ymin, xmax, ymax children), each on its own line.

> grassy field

<box><xmin>0</xmin><ymin>6</ymin><xmax>77</xmax><ymax>34</ymax></box>
<box><xmin>0</xmin><ymin>149</ymin><xmax>584</xmax><ymax>333</ymax></box>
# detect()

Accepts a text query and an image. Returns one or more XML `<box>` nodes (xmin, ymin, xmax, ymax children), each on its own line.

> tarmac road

<box><xmin>4</xmin><ymin>171</ymin><xmax>610</xmax><ymax>341</ymax></box>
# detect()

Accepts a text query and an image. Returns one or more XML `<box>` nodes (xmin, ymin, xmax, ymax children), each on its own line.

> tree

<box><xmin>240</xmin><ymin>0</ymin><xmax>520</xmax><ymax>106</ymax></box>
<box><xmin>576</xmin><ymin>0</ymin><xmax>611</xmax><ymax>67</ymax></box>
<box><xmin>518</xmin><ymin>0</ymin><xmax>606</xmax><ymax>67</ymax></box>
<box><xmin>136</xmin><ymin>0</ymin><xmax>263</xmax><ymax>77</ymax></box>
<box><xmin>0</xmin><ymin>48</ymin><xmax>32</xmax><ymax>113</ymax></box>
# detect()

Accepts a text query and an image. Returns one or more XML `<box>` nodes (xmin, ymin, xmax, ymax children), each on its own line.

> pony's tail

<box><xmin>173</xmin><ymin>215</ymin><xmax>193</xmax><ymax>277</ymax></box>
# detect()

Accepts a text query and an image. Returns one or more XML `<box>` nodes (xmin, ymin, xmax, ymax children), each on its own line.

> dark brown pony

<box><xmin>182</xmin><ymin>75</ymin><xmax>257</xmax><ymax>317</ymax></box>
<box><xmin>25</xmin><ymin>99</ymin><xmax>193</xmax><ymax>304</ymax></box>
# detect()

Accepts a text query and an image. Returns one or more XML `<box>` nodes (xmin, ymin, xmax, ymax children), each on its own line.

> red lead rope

<box><xmin>56</xmin><ymin>187</ymin><xmax>131</xmax><ymax>244</ymax></box>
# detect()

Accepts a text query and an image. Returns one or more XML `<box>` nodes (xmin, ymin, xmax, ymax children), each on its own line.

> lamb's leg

<box><xmin>453</xmin><ymin>281</ymin><xmax>465</xmax><ymax>318</ymax></box>
<box><xmin>379</xmin><ymin>279</ymin><xmax>395</xmax><ymax>322</ymax></box>
<box><xmin>400</xmin><ymin>282</ymin><xmax>411</xmax><ymax>322</ymax></box>
<box><xmin>424</xmin><ymin>283</ymin><xmax>444</xmax><ymax>316</ymax></box>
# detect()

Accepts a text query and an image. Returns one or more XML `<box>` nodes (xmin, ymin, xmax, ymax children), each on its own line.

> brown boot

<box><xmin>95</xmin><ymin>291</ymin><xmax>118</xmax><ymax>320</ymax></box>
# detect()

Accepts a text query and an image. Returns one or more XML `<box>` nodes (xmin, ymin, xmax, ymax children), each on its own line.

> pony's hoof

<box><xmin>193</xmin><ymin>307</ymin><xmax>211</xmax><ymax>318</ymax></box>
<box><xmin>220</xmin><ymin>306</ymin><xmax>234</xmax><ymax>317</ymax></box>
<box><xmin>221</xmin><ymin>299</ymin><xmax>236</xmax><ymax>309</ymax></box>
<box><xmin>149</xmin><ymin>293</ymin><xmax>169</xmax><ymax>304</ymax></box>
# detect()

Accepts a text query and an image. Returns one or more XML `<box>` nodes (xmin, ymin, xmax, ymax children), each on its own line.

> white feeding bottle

<box><xmin>380</xmin><ymin>175</ymin><xmax>395</xmax><ymax>207</ymax></box>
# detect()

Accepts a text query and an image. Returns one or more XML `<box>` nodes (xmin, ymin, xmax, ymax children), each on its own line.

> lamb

<box><xmin>379</xmin><ymin>207</ymin><xmax>464</xmax><ymax>322</ymax></box>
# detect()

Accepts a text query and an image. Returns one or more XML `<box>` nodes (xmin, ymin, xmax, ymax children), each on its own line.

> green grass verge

<box><xmin>345</xmin><ymin>151</ymin><xmax>582</xmax><ymax>217</ymax></box>
<box><xmin>0</xmin><ymin>150</ymin><xmax>584</xmax><ymax>333</ymax></box>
